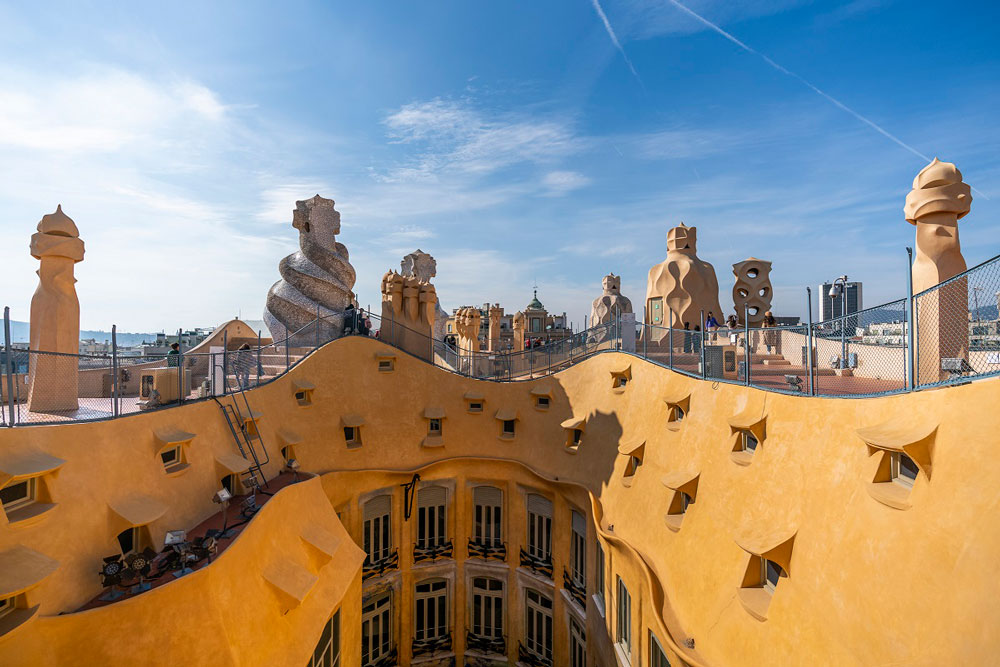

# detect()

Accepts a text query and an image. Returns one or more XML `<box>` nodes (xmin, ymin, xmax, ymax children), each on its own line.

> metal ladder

<box><xmin>213</xmin><ymin>372</ymin><xmax>270</xmax><ymax>491</ymax></box>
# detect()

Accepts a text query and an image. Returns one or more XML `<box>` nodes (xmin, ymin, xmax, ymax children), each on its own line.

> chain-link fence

<box><xmin>914</xmin><ymin>253</ymin><xmax>1000</xmax><ymax>389</ymax></box>
<box><xmin>4</xmin><ymin>252</ymin><xmax>1000</xmax><ymax>425</ymax></box>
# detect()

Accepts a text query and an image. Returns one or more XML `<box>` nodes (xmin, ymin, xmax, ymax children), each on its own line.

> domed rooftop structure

<box><xmin>526</xmin><ymin>289</ymin><xmax>545</xmax><ymax>311</ymax></box>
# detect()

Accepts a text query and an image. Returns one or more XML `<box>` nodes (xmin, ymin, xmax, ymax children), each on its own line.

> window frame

<box><xmin>471</xmin><ymin>576</ymin><xmax>504</xmax><ymax>639</ymax></box>
<box><xmin>524</xmin><ymin>588</ymin><xmax>554</xmax><ymax>662</ymax></box>
<box><xmin>363</xmin><ymin>496</ymin><xmax>393</xmax><ymax>565</ymax></box>
<box><xmin>159</xmin><ymin>445</ymin><xmax>184</xmax><ymax>472</ymax></box>
<box><xmin>526</xmin><ymin>495</ymin><xmax>553</xmax><ymax>562</ymax></box>
<box><xmin>0</xmin><ymin>477</ymin><xmax>36</xmax><ymax>513</ymax></box>
<box><xmin>361</xmin><ymin>592</ymin><xmax>392</xmax><ymax>667</ymax></box>
<box><xmin>309</xmin><ymin>609</ymin><xmax>341</xmax><ymax>667</ymax></box>
<box><xmin>344</xmin><ymin>426</ymin><xmax>361</xmax><ymax>446</ymax></box>
<box><xmin>761</xmin><ymin>557</ymin><xmax>784</xmax><ymax>594</ymax></box>
<box><xmin>742</xmin><ymin>431</ymin><xmax>758</xmax><ymax>453</ymax></box>
<box><xmin>616</xmin><ymin>576</ymin><xmax>632</xmax><ymax>659</ymax></box>
<box><xmin>417</xmin><ymin>487</ymin><xmax>448</xmax><ymax>549</ymax></box>
<box><xmin>473</xmin><ymin>486</ymin><xmax>503</xmax><ymax>547</ymax></box>
<box><xmin>890</xmin><ymin>451</ymin><xmax>919</xmax><ymax>488</ymax></box>
<box><xmin>650</xmin><ymin>631</ymin><xmax>671</xmax><ymax>667</ymax></box>
<box><xmin>596</xmin><ymin>541</ymin><xmax>606</xmax><ymax>611</ymax></box>
<box><xmin>502</xmin><ymin>419</ymin><xmax>516</xmax><ymax>436</ymax></box>
<box><xmin>570</xmin><ymin>616</ymin><xmax>587</xmax><ymax>667</ymax></box>
<box><xmin>570</xmin><ymin>511</ymin><xmax>586</xmax><ymax>586</ymax></box>
<box><xmin>414</xmin><ymin>578</ymin><xmax>449</xmax><ymax>642</ymax></box>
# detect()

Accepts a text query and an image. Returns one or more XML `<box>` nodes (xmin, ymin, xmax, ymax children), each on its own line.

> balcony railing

<box><xmin>562</xmin><ymin>567</ymin><xmax>586</xmax><ymax>608</ymax></box>
<box><xmin>412</xmin><ymin>632</ymin><xmax>452</xmax><ymax>657</ymax></box>
<box><xmin>362</xmin><ymin>549</ymin><xmax>399</xmax><ymax>580</ymax></box>
<box><xmin>413</xmin><ymin>539</ymin><xmax>454</xmax><ymax>563</ymax></box>
<box><xmin>366</xmin><ymin>647</ymin><xmax>398</xmax><ymax>667</ymax></box>
<box><xmin>518</xmin><ymin>641</ymin><xmax>553</xmax><ymax>667</ymax></box>
<box><xmin>468</xmin><ymin>538</ymin><xmax>506</xmax><ymax>562</ymax></box>
<box><xmin>466</xmin><ymin>630</ymin><xmax>506</xmax><ymax>656</ymax></box>
<box><xmin>519</xmin><ymin>548</ymin><xmax>553</xmax><ymax>579</ymax></box>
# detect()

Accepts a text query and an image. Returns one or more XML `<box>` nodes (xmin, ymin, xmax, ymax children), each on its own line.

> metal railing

<box><xmin>4</xmin><ymin>250</ymin><xmax>1000</xmax><ymax>426</ymax></box>
<box><xmin>413</xmin><ymin>538</ymin><xmax>454</xmax><ymax>563</ymax></box>
<box><xmin>562</xmin><ymin>568</ymin><xmax>586</xmax><ymax>608</ymax></box>
<box><xmin>362</xmin><ymin>549</ymin><xmax>399</xmax><ymax>580</ymax></box>
<box><xmin>467</xmin><ymin>538</ymin><xmax>507</xmax><ymax>562</ymax></box>
<box><xmin>518</xmin><ymin>548</ymin><xmax>553</xmax><ymax>579</ymax></box>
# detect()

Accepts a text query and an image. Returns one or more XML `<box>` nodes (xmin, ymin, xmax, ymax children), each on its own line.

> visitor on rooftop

<box><xmin>693</xmin><ymin>324</ymin><xmax>702</xmax><ymax>354</ymax></box>
<box><xmin>706</xmin><ymin>311</ymin><xmax>719</xmax><ymax>342</ymax></box>
<box><xmin>235</xmin><ymin>343</ymin><xmax>254</xmax><ymax>390</ymax></box>
<box><xmin>343</xmin><ymin>303</ymin><xmax>356</xmax><ymax>336</ymax></box>
<box><xmin>683</xmin><ymin>322</ymin><xmax>692</xmax><ymax>353</ymax></box>
<box><xmin>763</xmin><ymin>311</ymin><xmax>777</xmax><ymax>353</ymax></box>
<box><xmin>166</xmin><ymin>342</ymin><xmax>180</xmax><ymax>367</ymax></box>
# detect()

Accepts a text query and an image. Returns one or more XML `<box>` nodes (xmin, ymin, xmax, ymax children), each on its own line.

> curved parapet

<box><xmin>264</xmin><ymin>195</ymin><xmax>356</xmax><ymax>343</ymax></box>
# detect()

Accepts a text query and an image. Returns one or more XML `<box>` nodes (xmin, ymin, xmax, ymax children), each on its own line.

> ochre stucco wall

<box><xmin>0</xmin><ymin>335</ymin><xmax>997</xmax><ymax>666</ymax></box>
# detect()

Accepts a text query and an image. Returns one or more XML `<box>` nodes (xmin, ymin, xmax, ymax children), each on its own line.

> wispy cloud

<box><xmin>662</xmin><ymin>0</ymin><xmax>937</xmax><ymax>169</ymax></box>
<box><xmin>589</xmin><ymin>0</ymin><xmax>642</xmax><ymax>84</ymax></box>
<box><xmin>542</xmin><ymin>170</ymin><xmax>591</xmax><ymax>196</ymax></box>
<box><xmin>381</xmin><ymin>98</ymin><xmax>581</xmax><ymax>180</ymax></box>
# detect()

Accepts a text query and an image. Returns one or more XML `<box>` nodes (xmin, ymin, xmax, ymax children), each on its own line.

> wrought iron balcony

<box><xmin>466</xmin><ymin>630</ymin><xmax>506</xmax><ymax>656</ymax></box>
<box><xmin>517</xmin><ymin>641</ymin><xmax>553</xmax><ymax>667</ymax></box>
<box><xmin>468</xmin><ymin>538</ymin><xmax>507</xmax><ymax>562</ymax></box>
<box><xmin>412</xmin><ymin>632</ymin><xmax>452</xmax><ymax>657</ymax></box>
<box><xmin>413</xmin><ymin>539</ymin><xmax>454</xmax><ymax>563</ymax></box>
<box><xmin>365</xmin><ymin>647</ymin><xmax>398</xmax><ymax>667</ymax></box>
<box><xmin>362</xmin><ymin>549</ymin><xmax>399</xmax><ymax>580</ymax></box>
<box><xmin>518</xmin><ymin>548</ymin><xmax>553</xmax><ymax>579</ymax></box>
<box><xmin>562</xmin><ymin>567</ymin><xmax>586</xmax><ymax>608</ymax></box>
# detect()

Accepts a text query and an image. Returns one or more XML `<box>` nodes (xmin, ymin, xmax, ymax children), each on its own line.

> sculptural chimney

<box><xmin>904</xmin><ymin>158</ymin><xmax>972</xmax><ymax>383</ymax></box>
<box><xmin>27</xmin><ymin>205</ymin><xmax>85</xmax><ymax>412</ymax></box>
<box><xmin>488</xmin><ymin>304</ymin><xmax>503</xmax><ymax>352</ymax></box>
<box><xmin>644</xmin><ymin>223</ymin><xmax>722</xmax><ymax>344</ymax></box>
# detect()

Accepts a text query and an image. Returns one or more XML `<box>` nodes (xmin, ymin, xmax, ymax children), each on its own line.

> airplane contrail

<box><xmin>665</xmin><ymin>0</ymin><xmax>933</xmax><ymax>164</ymax></box>
<box><xmin>590</xmin><ymin>0</ymin><xmax>643</xmax><ymax>84</ymax></box>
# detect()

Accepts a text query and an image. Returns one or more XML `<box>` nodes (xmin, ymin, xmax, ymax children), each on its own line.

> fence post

<box><xmin>111</xmin><ymin>325</ymin><xmax>119</xmax><ymax>417</ymax></box>
<box><xmin>256</xmin><ymin>329</ymin><xmax>262</xmax><ymax>386</ymax></box>
<box><xmin>668</xmin><ymin>309</ymin><xmax>674</xmax><ymax>370</ymax></box>
<box><xmin>806</xmin><ymin>288</ymin><xmax>815</xmax><ymax>396</ymax></box>
<box><xmin>3</xmin><ymin>307</ymin><xmax>15</xmax><ymax>426</ymax></box>
<box><xmin>177</xmin><ymin>328</ymin><xmax>184</xmax><ymax>404</ymax></box>
<box><xmin>744</xmin><ymin>305</ymin><xmax>751</xmax><ymax>386</ymax></box>
<box><xmin>315</xmin><ymin>305</ymin><xmax>320</xmax><ymax>349</ymax></box>
<box><xmin>222</xmin><ymin>331</ymin><xmax>229</xmax><ymax>396</ymax></box>
<box><xmin>285</xmin><ymin>328</ymin><xmax>290</xmax><ymax>372</ymax></box>
<box><xmin>700</xmin><ymin>309</ymin><xmax>706</xmax><ymax>379</ymax></box>
<box><xmin>905</xmin><ymin>247</ymin><xmax>915</xmax><ymax>392</ymax></box>
<box><xmin>643</xmin><ymin>321</ymin><xmax>647</xmax><ymax>359</ymax></box>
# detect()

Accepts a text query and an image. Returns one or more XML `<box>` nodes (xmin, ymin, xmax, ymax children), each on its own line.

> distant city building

<box><xmin>819</xmin><ymin>281</ymin><xmax>863</xmax><ymax>321</ymax></box>
<box><xmin>445</xmin><ymin>291</ymin><xmax>572</xmax><ymax>349</ymax></box>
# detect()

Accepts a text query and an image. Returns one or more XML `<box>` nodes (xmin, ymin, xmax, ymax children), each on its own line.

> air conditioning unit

<box><xmin>139</xmin><ymin>367</ymin><xmax>188</xmax><ymax>404</ymax></box>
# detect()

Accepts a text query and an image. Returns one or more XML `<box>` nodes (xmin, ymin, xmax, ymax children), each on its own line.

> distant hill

<box><xmin>6</xmin><ymin>320</ymin><xmax>175</xmax><ymax>346</ymax></box>
<box><xmin>6</xmin><ymin>318</ymin><xmax>272</xmax><ymax>346</ymax></box>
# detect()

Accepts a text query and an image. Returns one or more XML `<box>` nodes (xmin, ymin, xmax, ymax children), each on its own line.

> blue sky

<box><xmin>0</xmin><ymin>0</ymin><xmax>997</xmax><ymax>332</ymax></box>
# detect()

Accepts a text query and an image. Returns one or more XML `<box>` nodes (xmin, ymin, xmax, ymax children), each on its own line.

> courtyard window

<box><xmin>309</xmin><ymin>609</ymin><xmax>341</xmax><ymax>667</ymax></box>
<box><xmin>473</xmin><ymin>486</ymin><xmax>503</xmax><ymax>548</ymax></box>
<box><xmin>891</xmin><ymin>451</ymin><xmax>919</xmax><ymax>488</ymax></box>
<box><xmin>361</xmin><ymin>592</ymin><xmax>392</xmax><ymax>667</ymax></box>
<box><xmin>414</xmin><ymin>579</ymin><xmax>449</xmax><ymax>643</ymax></box>
<box><xmin>471</xmin><ymin>577</ymin><xmax>504</xmax><ymax>640</ymax></box>
<box><xmin>363</xmin><ymin>495</ymin><xmax>392</xmax><ymax>565</ymax></box>
<box><xmin>524</xmin><ymin>588</ymin><xmax>553</xmax><ymax>663</ymax></box>
<box><xmin>617</xmin><ymin>577</ymin><xmax>632</xmax><ymax>661</ymax></box>
<box><xmin>570</xmin><ymin>617</ymin><xmax>586</xmax><ymax>667</ymax></box>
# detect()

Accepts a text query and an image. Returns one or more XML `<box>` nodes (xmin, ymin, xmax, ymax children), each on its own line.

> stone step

<box><xmin>762</xmin><ymin>359</ymin><xmax>792</xmax><ymax>366</ymax></box>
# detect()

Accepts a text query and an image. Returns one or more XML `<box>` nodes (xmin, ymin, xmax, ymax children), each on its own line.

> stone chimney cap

<box><xmin>904</xmin><ymin>158</ymin><xmax>972</xmax><ymax>224</ymax></box>
<box><xmin>37</xmin><ymin>205</ymin><xmax>79</xmax><ymax>237</ymax></box>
